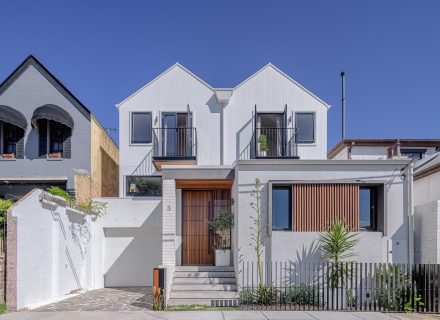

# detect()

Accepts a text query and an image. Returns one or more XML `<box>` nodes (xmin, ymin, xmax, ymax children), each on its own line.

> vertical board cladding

<box><xmin>293</xmin><ymin>184</ymin><xmax>359</xmax><ymax>232</ymax></box>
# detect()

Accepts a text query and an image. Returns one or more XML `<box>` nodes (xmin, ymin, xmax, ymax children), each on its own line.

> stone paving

<box><xmin>34</xmin><ymin>287</ymin><xmax>153</xmax><ymax>311</ymax></box>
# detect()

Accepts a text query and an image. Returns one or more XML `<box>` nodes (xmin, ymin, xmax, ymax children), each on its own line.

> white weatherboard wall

<box><xmin>10</xmin><ymin>190</ymin><xmax>94</xmax><ymax>310</ymax></box>
<box><xmin>117</xmin><ymin>64</ymin><xmax>222</xmax><ymax>196</ymax></box>
<box><xmin>414</xmin><ymin>171</ymin><xmax>440</xmax><ymax>206</ymax></box>
<box><xmin>414</xmin><ymin>201</ymin><xmax>440</xmax><ymax>263</ymax></box>
<box><xmin>223</xmin><ymin>65</ymin><xmax>329</xmax><ymax>164</ymax></box>
<box><xmin>93</xmin><ymin>197</ymin><xmax>162</xmax><ymax>288</ymax></box>
<box><xmin>234</xmin><ymin>160</ymin><xmax>411</xmax><ymax>272</ymax></box>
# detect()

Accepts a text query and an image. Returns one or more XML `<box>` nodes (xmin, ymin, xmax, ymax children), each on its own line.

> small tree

<box><xmin>250</xmin><ymin>178</ymin><xmax>264</xmax><ymax>286</ymax></box>
<box><xmin>258</xmin><ymin>135</ymin><xmax>269</xmax><ymax>152</ymax></box>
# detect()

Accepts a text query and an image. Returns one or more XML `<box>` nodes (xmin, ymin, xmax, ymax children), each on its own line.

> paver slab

<box><xmin>262</xmin><ymin>310</ymin><xmax>315</xmax><ymax>319</ymax></box>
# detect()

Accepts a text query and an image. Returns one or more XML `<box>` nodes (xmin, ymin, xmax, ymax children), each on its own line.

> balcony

<box><xmin>251</xmin><ymin>127</ymin><xmax>299</xmax><ymax>159</ymax></box>
<box><xmin>152</xmin><ymin>127</ymin><xmax>197</xmax><ymax>170</ymax></box>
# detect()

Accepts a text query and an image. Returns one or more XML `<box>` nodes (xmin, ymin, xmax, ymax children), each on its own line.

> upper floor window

<box><xmin>2</xmin><ymin>122</ymin><xmax>18</xmax><ymax>155</ymax></box>
<box><xmin>38</xmin><ymin>119</ymin><xmax>72</xmax><ymax>159</ymax></box>
<box><xmin>131</xmin><ymin>112</ymin><xmax>152</xmax><ymax>144</ymax></box>
<box><xmin>400</xmin><ymin>148</ymin><xmax>426</xmax><ymax>161</ymax></box>
<box><xmin>295</xmin><ymin>113</ymin><xmax>315</xmax><ymax>143</ymax></box>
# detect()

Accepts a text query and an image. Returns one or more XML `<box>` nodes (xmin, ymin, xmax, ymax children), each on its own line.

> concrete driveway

<box><xmin>1</xmin><ymin>311</ymin><xmax>440</xmax><ymax>320</ymax></box>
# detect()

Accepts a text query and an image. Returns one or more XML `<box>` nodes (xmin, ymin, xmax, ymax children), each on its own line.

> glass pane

<box><xmin>126</xmin><ymin>176</ymin><xmax>162</xmax><ymax>197</ymax></box>
<box><xmin>49</xmin><ymin>121</ymin><xmax>66</xmax><ymax>154</ymax></box>
<box><xmin>132</xmin><ymin>113</ymin><xmax>151</xmax><ymax>143</ymax></box>
<box><xmin>359</xmin><ymin>188</ymin><xmax>371</xmax><ymax>229</ymax></box>
<box><xmin>272</xmin><ymin>187</ymin><xmax>291</xmax><ymax>230</ymax></box>
<box><xmin>296</xmin><ymin>113</ymin><xmax>315</xmax><ymax>143</ymax></box>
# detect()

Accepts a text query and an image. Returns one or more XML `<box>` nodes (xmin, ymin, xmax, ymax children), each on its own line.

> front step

<box><xmin>171</xmin><ymin>284</ymin><xmax>237</xmax><ymax>291</ymax></box>
<box><xmin>169</xmin><ymin>266</ymin><xmax>238</xmax><ymax>306</ymax></box>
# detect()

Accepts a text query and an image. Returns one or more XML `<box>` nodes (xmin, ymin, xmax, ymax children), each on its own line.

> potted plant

<box><xmin>1</xmin><ymin>153</ymin><xmax>15</xmax><ymax>159</ymax></box>
<box><xmin>257</xmin><ymin>134</ymin><xmax>268</xmax><ymax>157</ymax></box>
<box><xmin>48</xmin><ymin>152</ymin><xmax>62</xmax><ymax>159</ymax></box>
<box><xmin>209</xmin><ymin>208</ymin><xmax>234</xmax><ymax>266</ymax></box>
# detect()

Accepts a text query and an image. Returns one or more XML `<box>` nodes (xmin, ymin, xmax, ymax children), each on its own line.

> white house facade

<box><xmin>115</xmin><ymin>64</ymin><xmax>413</xmax><ymax>306</ymax></box>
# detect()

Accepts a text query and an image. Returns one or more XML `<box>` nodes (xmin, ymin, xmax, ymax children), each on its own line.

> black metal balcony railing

<box><xmin>251</xmin><ymin>127</ymin><xmax>298</xmax><ymax>159</ymax></box>
<box><xmin>152</xmin><ymin>127</ymin><xmax>197</xmax><ymax>159</ymax></box>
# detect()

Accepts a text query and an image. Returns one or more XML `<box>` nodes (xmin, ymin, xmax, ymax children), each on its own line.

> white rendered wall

<box><xmin>223</xmin><ymin>65</ymin><xmax>328</xmax><ymax>164</ymax></box>
<box><xmin>414</xmin><ymin>201</ymin><xmax>440</xmax><ymax>264</ymax></box>
<box><xmin>414</xmin><ymin>171</ymin><xmax>440</xmax><ymax>206</ymax></box>
<box><xmin>234</xmin><ymin>160</ymin><xmax>411</xmax><ymax>270</ymax></box>
<box><xmin>93</xmin><ymin>197</ymin><xmax>162</xmax><ymax>288</ymax></box>
<box><xmin>12</xmin><ymin>190</ymin><xmax>94</xmax><ymax>310</ymax></box>
<box><xmin>118</xmin><ymin>65</ymin><xmax>222</xmax><ymax>196</ymax></box>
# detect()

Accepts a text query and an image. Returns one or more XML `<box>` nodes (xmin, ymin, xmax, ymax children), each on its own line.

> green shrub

<box><xmin>77</xmin><ymin>200</ymin><xmax>107</xmax><ymax>216</ymax></box>
<box><xmin>46</xmin><ymin>186</ymin><xmax>73</xmax><ymax>204</ymax></box>
<box><xmin>257</xmin><ymin>135</ymin><xmax>268</xmax><ymax>152</ymax></box>
<box><xmin>240</xmin><ymin>285</ymin><xmax>279</xmax><ymax>305</ymax></box>
<box><xmin>0</xmin><ymin>303</ymin><xmax>6</xmax><ymax>314</ymax></box>
<box><xmin>281</xmin><ymin>284</ymin><xmax>319</xmax><ymax>306</ymax></box>
<box><xmin>0</xmin><ymin>199</ymin><xmax>14</xmax><ymax>225</ymax></box>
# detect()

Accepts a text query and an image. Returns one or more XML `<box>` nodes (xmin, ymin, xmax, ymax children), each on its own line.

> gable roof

<box><xmin>414</xmin><ymin>152</ymin><xmax>440</xmax><ymax>180</ymax></box>
<box><xmin>233</xmin><ymin>63</ymin><xmax>331</xmax><ymax>108</ymax></box>
<box><xmin>0</xmin><ymin>55</ymin><xmax>91</xmax><ymax>120</ymax></box>
<box><xmin>116</xmin><ymin>63</ymin><xmax>215</xmax><ymax>108</ymax></box>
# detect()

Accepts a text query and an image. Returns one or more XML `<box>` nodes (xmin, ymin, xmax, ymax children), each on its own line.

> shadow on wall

<box><xmin>24</xmin><ymin>128</ymin><xmax>39</xmax><ymax>160</ymax></box>
<box><xmin>103</xmin><ymin>202</ymin><xmax>162</xmax><ymax>287</ymax></box>
<box><xmin>237</xmin><ymin>117</ymin><xmax>253</xmax><ymax>160</ymax></box>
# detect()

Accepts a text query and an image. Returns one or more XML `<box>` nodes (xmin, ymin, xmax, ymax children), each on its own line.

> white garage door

<box><xmin>104</xmin><ymin>227</ymin><xmax>161</xmax><ymax>287</ymax></box>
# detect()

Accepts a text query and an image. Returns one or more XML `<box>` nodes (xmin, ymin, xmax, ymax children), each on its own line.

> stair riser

<box><xmin>173</xmin><ymin>272</ymin><xmax>235</xmax><ymax>278</ymax></box>
<box><xmin>170</xmin><ymin>291</ymin><xmax>240</xmax><ymax>299</ymax></box>
<box><xmin>171</xmin><ymin>284</ymin><xmax>237</xmax><ymax>291</ymax></box>
<box><xmin>175</xmin><ymin>266</ymin><xmax>234</xmax><ymax>272</ymax></box>
<box><xmin>173</xmin><ymin>278</ymin><xmax>236</xmax><ymax>284</ymax></box>
<box><xmin>167</xmin><ymin>299</ymin><xmax>238</xmax><ymax>307</ymax></box>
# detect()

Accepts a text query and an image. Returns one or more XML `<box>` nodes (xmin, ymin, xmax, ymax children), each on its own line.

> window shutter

<box><xmin>63</xmin><ymin>127</ymin><xmax>72</xmax><ymax>159</ymax></box>
<box><xmin>15</xmin><ymin>129</ymin><xmax>25</xmax><ymax>159</ymax></box>
<box><xmin>38</xmin><ymin>119</ymin><xmax>47</xmax><ymax>158</ymax></box>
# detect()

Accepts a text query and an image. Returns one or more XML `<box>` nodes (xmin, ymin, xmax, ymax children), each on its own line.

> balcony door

<box><xmin>256</xmin><ymin>113</ymin><xmax>285</xmax><ymax>157</ymax></box>
<box><xmin>162</xmin><ymin>113</ymin><xmax>191</xmax><ymax>157</ymax></box>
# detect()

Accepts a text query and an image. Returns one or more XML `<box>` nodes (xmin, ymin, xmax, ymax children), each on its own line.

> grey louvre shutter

<box><xmin>63</xmin><ymin>127</ymin><xmax>71</xmax><ymax>159</ymax></box>
<box><xmin>38</xmin><ymin>119</ymin><xmax>47</xmax><ymax>158</ymax></box>
<box><xmin>15</xmin><ymin>129</ymin><xmax>25</xmax><ymax>159</ymax></box>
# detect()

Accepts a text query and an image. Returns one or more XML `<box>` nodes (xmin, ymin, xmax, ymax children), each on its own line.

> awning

<box><xmin>31</xmin><ymin>104</ymin><xmax>74</xmax><ymax>129</ymax></box>
<box><xmin>0</xmin><ymin>105</ymin><xmax>27</xmax><ymax>130</ymax></box>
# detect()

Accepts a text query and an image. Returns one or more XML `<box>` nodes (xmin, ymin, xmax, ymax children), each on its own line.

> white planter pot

<box><xmin>259</xmin><ymin>150</ymin><xmax>267</xmax><ymax>157</ymax></box>
<box><xmin>215</xmin><ymin>249</ymin><xmax>231</xmax><ymax>266</ymax></box>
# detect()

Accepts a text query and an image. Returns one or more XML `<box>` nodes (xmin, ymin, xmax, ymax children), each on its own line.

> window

<box><xmin>131</xmin><ymin>112</ymin><xmax>152</xmax><ymax>144</ymax></box>
<box><xmin>272</xmin><ymin>186</ymin><xmax>292</xmax><ymax>230</ymax></box>
<box><xmin>49</xmin><ymin>122</ymin><xmax>65</xmax><ymax>155</ymax></box>
<box><xmin>295</xmin><ymin>113</ymin><xmax>315</xmax><ymax>143</ymax></box>
<box><xmin>2</xmin><ymin>122</ymin><xmax>18</xmax><ymax>155</ymax></box>
<box><xmin>126</xmin><ymin>176</ymin><xmax>162</xmax><ymax>197</ymax></box>
<box><xmin>359</xmin><ymin>186</ymin><xmax>377</xmax><ymax>230</ymax></box>
<box><xmin>401</xmin><ymin>148</ymin><xmax>426</xmax><ymax>161</ymax></box>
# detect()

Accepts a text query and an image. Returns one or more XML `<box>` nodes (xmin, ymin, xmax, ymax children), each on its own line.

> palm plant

<box><xmin>318</xmin><ymin>220</ymin><xmax>359</xmax><ymax>288</ymax></box>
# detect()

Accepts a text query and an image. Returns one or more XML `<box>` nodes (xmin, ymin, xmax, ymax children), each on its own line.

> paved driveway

<box><xmin>34</xmin><ymin>287</ymin><xmax>152</xmax><ymax>311</ymax></box>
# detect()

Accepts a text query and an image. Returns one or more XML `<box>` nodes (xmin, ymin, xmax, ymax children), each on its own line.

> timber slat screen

<box><xmin>240</xmin><ymin>261</ymin><xmax>440</xmax><ymax>313</ymax></box>
<box><xmin>293</xmin><ymin>184</ymin><xmax>359</xmax><ymax>231</ymax></box>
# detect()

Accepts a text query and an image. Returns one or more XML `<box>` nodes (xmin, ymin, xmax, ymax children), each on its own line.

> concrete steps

<box><xmin>167</xmin><ymin>266</ymin><xmax>239</xmax><ymax>306</ymax></box>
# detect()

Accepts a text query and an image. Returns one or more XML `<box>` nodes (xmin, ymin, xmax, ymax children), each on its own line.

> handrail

<box><xmin>251</xmin><ymin>127</ymin><xmax>298</xmax><ymax>158</ymax></box>
<box><xmin>152</xmin><ymin>127</ymin><xmax>197</xmax><ymax>158</ymax></box>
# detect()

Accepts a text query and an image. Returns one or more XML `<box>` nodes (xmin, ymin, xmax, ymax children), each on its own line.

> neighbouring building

<box><xmin>115</xmin><ymin>63</ymin><xmax>413</xmax><ymax>305</ymax></box>
<box><xmin>0</xmin><ymin>55</ymin><xmax>119</xmax><ymax>201</ymax></box>
<box><xmin>328</xmin><ymin>138</ymin><xmax>440</xmax><ymax>160</ymax></box>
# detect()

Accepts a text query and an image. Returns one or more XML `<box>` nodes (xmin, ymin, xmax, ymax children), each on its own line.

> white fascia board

<box><xmin>236</xmin><ymin>159</ymin><xmax>411</xmax><ymax>166</ymax></box>
<box><xmin>116</xmin><ymin>63</ymin><xmax>215</xmax><ymax>109</ymax></box>
<box><xmin>0</xmin><ymin>176</ymin><xmax>68</xmax><ymax>181</ymax></box>
<box><xmin>233</xmin><ymin>63</ymin><xmax>331</xmax><ymax>109</ymax></box>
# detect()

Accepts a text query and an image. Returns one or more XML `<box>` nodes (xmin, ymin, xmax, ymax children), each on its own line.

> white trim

<box><xmin>237</xmin><ymin>159</ymin><xmax>411</xmax><ymax>166</ymax></box>
<box><xmin>0</xmin><ymin>176</ymin><xmax>68</xmax><ymax>181</ymax></box>
<box><xmin>233</xmin><ymin>63</ymin><xmax>331</xmax><ymax>109</ymax></box>
<box><xmin>116</xmin><ymin>63</ymin><xmax>215</xmax><ymax>108</ymax></box>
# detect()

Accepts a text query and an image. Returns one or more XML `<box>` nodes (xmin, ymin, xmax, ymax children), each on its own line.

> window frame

<box><xmin>359</xmin><ymin>186</ymin><xmax>378</xmax><ymax>231</ymax></box>
<box><xmin>400</xmin><ymin>148</ymin><xmax>427</xmax><ymax>161</ymax></box>
<box><xmin>125</xmin><ymin>175</ymin><xmax>162</xmax><ymax>197</ymax></box>
<box><xmin>130</xmin><ymin>112</ymin><xmax>153</xmax><ymax>144</ymax></box>
<box><xmin>295</xmin><ymin>112</ymin><xmax>316</xmax><ymax>144</ymax></box>
<box><xmin>271</xmin><ymin>186</ymin><xmax>293</xmax><ymax>231</ymax></box>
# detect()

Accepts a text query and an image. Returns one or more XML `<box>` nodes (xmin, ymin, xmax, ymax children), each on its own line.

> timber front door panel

<box><xmin>182</xmin><ymin>191</ymin><xmax>214</xmax><ymax>265</ymax></box>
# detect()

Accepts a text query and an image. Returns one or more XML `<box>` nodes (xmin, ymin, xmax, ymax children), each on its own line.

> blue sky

<box><xmin>1</xmin><ymin>0</ymin><xmax>439</xmax><ymax>148</ymax></box>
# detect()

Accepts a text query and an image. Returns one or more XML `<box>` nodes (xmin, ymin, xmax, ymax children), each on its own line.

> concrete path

<box><xmin>1</xmin><ymin>311</ymin><xmax>440</xmax><ymax>320</ymax></box>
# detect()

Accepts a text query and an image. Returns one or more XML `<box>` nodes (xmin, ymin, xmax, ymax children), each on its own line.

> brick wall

<box><xmin>74</xmin><ymin>173</ymin><xmax>91</xmax><ymax>204</ymax></box>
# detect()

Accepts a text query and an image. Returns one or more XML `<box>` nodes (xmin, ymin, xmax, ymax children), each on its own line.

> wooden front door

<box><xmin>182</xmin><ymin>191</ymin><xmax>214</xmax><ymax>265</ymax></box>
